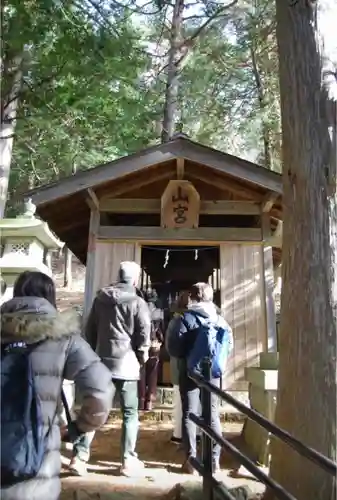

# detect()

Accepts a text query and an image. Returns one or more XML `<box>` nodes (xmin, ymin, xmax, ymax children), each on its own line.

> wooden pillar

<box><xmin>260</xmin><ymin>214</ymin><xmax>277</xmax><ymax>352</ymax></box>
<box><xmin>220</xmin><ymin>243</ymin><xmax>267</xmax><ymax>389</ymax></box>
<box><xmin>83</xmin><ymin>208</ymin><xmax>99</xmax><ymax>322</ymax></box>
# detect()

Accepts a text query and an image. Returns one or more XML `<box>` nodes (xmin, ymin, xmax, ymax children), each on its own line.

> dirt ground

<box><xmin>60</xmin><ymin>422</ymin><xmax>267</xmax><ymax>499</ymax></box>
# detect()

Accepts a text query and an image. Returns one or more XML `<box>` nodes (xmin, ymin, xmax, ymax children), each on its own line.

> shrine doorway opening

<box><xmin>140</xmin><ymin>244</ymin><xmax>220</xmax><ymax>385</ymax></box>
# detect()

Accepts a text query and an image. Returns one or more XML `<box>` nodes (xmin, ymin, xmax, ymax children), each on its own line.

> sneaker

<box><xmin>68</xmin><ymin>457</ymin><xmax>88</xmax><ymax>476</ymax></box>
<box><xmin>120</xmin><ymin>456</ymin><xmax>145</xmax><ymax>477</ymax></box>
<box><xmin>180</xmin><ymin>460</ymin><xmax>198</xmax><ymax>475</ymax></box>
<box><xmin>170</xmin><ymin>436</ymin><xmax>182</xmax><ymax>445</ymax></box>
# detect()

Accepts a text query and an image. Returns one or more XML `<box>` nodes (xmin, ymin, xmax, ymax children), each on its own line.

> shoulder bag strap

<box><xmin>61</xmin><ymin>388</ymin><xmax>73</xmax><ymax>426</ymax></box>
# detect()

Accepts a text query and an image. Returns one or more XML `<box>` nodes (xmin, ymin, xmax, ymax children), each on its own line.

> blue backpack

<box><xmin>187</xmin><ymin>313</ymin><xmax>231</xmax><ymax>379</ymax></box>
<box><xmin>1</xmin><ymin>341</ymin><xmax>47</xmax><ymax>486</ymax></box>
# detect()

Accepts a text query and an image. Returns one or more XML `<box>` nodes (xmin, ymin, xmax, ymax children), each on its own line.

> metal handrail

<box><xmin>190</xmin><ymin>371</ymin><xmax>337</xmax><ymax>476</ymax></box>
<box><xmin>187</xmin><ymin>360</ymin><xmax>337</xmax><ymax>500</ymax></box>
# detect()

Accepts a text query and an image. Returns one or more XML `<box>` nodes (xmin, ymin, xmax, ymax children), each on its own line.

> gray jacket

<box><xmin>85</xmin><ymin>282</ymin><xmax>151</xmax><ymax>380</ymax></box>
<box><xmin>0</xmin><ymin>297</ymin><xmax>113</xmax><ymax>500</ymax></box>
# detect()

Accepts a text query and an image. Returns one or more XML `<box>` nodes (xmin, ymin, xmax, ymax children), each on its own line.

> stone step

<box><xmin>107</xmin><ymin>406</ymin><xmax>245</xmax><ymax>423</ymax></box>
<box><xmin>114</xmin><ymin>386</ymin><xmax>248</xmax><ymax>409</ymax></box>
<box><xmin>74</xmin><ymin>386</ymin><xmax>249</xmax><ymax>422</ymax></box>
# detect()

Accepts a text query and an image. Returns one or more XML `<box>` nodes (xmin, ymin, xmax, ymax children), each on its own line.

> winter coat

<box><xmin>165</xmin><ymin>313</ymin><xmax>185</xmax><ymax>386</ymax></box>
<box><xmin>85</xmin><ymin>282</ymin><xmax>151</xmax><ymax>380</ymax></box>
<box><xmin>166</xmin><ymin>301</ymin><xmax>234</xmax><ymax>377</ymax></box>
<box><xmin>0</xmin><ymin>296</ymin><xmax>113</xmax><ymax>500</ymax></box>
<box><xmin>147</xmin><ymin>302</ymin><xmax>164</xmax><ymax>356</ymax></box>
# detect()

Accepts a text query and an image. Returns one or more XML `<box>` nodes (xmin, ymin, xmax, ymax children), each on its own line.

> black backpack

<box><xmin>1</xmin><ymin>341</ymin><xmax>48</xmax><ymax>486</ymax></box>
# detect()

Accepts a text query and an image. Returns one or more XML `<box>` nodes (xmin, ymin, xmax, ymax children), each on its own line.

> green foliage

<box><xmin>4</xmin><ymin>0</ymin><xmax>159</xmax><ymax>199</ymax></box>
<box><xmin>4</xmin><ymin>0</ymin><xmax>282</xmax><ymax>210</ymax></box>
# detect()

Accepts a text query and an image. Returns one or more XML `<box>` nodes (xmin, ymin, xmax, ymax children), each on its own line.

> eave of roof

<box><xmin>27</xmin><ymin>136</ymin><xmax>282</xmax><ymax>206</ymax></box>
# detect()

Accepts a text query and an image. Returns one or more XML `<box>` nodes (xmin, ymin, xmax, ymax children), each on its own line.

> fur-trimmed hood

<box><xmin>1</xmin><ymin>296</ymin><xmax>80</xmax><ymax>344</ymax></box>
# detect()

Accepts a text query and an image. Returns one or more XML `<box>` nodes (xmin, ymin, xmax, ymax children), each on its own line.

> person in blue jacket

<box><xmin>166</xmin><ymin>282</ymin><xmax>233</xmax><ymax>475</ymax></box>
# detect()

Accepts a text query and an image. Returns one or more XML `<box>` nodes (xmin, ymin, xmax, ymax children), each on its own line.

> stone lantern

<box><xmin>0</xmin><ymin>199</ymin><xmax>63</xmax><ymax>303</ymax></box>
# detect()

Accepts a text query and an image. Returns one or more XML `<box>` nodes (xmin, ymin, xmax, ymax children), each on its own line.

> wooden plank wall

<box><xmin>220</xmin><ymin>244</ymin><xmax>266</xmax><ymax>390</ymax></box>
<box><xmin>92</xmin><ymin>241</ymin><xmax>141</xmax><ymax>296</ymax></box>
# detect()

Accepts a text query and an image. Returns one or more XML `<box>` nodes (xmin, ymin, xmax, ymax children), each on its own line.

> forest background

<box><xmin>2</xmin><ymin>0</ymin><xmax>336</xmax><ymax>215</ymax></box>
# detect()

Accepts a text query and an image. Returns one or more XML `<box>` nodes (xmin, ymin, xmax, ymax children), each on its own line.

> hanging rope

<box><xmin>141</xmin><ymin>245</ymin><xmax>218</xmax><ymax>252</ymax></box>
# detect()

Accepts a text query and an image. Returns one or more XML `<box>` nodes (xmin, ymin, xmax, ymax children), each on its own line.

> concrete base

<box><xmin>242</xmin><ymin>353</ymin><xmax>278</xmax><ymax>466</ymax></box>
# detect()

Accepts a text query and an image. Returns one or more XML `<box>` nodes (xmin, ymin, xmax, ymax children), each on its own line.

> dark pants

<box><xmin>73</xmin><ymin>378</ymin><xmax>139</xmax><ymax>463</ymax></box>
<box><xmin>138</xmin><ymin>355</ymin><xmax>159</xmax><ymax>405</ymax></box>
<box><xmin>179</xmin><ymin>372</ymin><xmax>222</xmax><ymax>467</ymax></box>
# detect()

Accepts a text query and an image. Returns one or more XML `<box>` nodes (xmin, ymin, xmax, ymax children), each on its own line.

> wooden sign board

<box><xmin>161</xmin><ymin>180</ymin><xmax>200</xmax><ymax>229</ymax></box>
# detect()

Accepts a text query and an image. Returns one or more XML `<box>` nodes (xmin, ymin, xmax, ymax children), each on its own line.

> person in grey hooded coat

<box><xmin>0</xmin><ymin>271</ymin><xmax>113</xmax><ymax>500</ymax></box>
<box><xmin>70</xmin><ymin>261</ymin><xmax>151</xmax><ymax>478</ymax></box>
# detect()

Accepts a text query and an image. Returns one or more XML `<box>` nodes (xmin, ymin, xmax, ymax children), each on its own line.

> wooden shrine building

<box><xmin>29</xmin><ymin>135</ymin><xmax>282</xmax><ymax>390</ymax></box>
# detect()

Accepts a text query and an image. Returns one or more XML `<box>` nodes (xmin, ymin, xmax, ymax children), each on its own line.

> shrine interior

<box><xmin>140</xmin><ymin>244</ymin><xmax>220</xmax><ymax>313</ymax></box>
<box><xmin>140</xmin><ymin>244</ymin><xmax>220</xmax><ymax>384</ymax></box>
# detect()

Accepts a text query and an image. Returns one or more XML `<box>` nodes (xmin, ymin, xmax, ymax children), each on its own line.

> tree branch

<box><xmin>183</xmin><ymin>0</ymin><xmax>239</xmax><ymax>46</ymax></box>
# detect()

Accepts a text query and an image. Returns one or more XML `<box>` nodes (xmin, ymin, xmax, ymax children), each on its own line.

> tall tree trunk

<box><xmin>161</xmin><ymin>0</ymin><xmax>184</xmax><ymax>143</ymax></box>
<box><xmin>0</xmin><ymin>56</ymin><xmax>23</xmax><ymax>218</ymax></box>
<box><xmin>250</xmin><ymin>44</ymin><xmax>272</xmax><ymax>169</ymax></box>
<box><xmin>266</xmin><ymin>1</ymin><xmax>337</xmax><ymax>499</ymax></box>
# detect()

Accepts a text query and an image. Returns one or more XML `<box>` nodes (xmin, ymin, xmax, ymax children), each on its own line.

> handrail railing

<box><xmin>187</xmin><ymin>360</ymin><xmax>337</xmax><ymax>500</ymax></box>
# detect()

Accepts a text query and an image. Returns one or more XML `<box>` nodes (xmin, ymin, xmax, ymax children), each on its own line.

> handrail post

<box><xmin>201</xmin><ymin>357</ymin><xmax>213</xmax><ymax>500</ymax></box>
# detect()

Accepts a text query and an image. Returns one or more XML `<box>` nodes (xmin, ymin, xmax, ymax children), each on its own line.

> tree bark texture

<box><xmin>266</xmin><ymin>1</ymin><xmax>337</xmax><ymax>499</ymax></box>
<box><xmin>161</xmin><ymin>0</ymin><xmax>184</xmax><ymax>143</ymax></box>
<box><xmin>0</xmin><ymin>56</ymin><xmax>23</xmax><ymax>218</ymax></box>
<box><xmin>250</xmin><ymin>44</ymin><xmax>272</xmax><ymax>169</ymax></box>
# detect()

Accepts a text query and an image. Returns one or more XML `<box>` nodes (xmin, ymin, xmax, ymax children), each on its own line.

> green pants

<box><xmin>73</xmin><ymin>379</ymin><xmax>139</xmax><ymax>463</ymax></box>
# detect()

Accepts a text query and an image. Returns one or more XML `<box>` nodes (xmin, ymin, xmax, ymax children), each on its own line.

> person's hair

<box><xmin>118</xmin><ymin>261</ymin><xmax>141</xmax><ymax>285</ymax></box>
<box><xmin>146</xmin><ymin>289</ymin><xmax>158</xmax><ymax>304</ymax></box>
<box><xmin>190</xmin><ymin>282</ymin><xmax>213</xmax><ymax>303</ymax></box>
<box><xmin>177</xmin><ymin>290</ymin><xmax>190</xmax><ymax>309</ymax></box>
<box><xmin>13</xmin><ymin>271</ymin><xmax>57</xmax><ymax>308</ymax></box>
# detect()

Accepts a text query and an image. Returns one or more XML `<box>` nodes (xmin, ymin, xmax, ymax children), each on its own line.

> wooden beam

<box><xmin>99</xmin><ymin>198</ymin><xmax>261</xmax><ymax>215</ymax></box>
<box><xmin>274</xmin><ymin>220</ymin><xmax>283</xmax><ymax>239</ymax></box>
<box><xmin>85</xmin><ymin>188</ymin><xmax>99</xmax><ymax>210</ymax></box>
<box><xmin>176</xmin><ymin>157</ymin><xmax>184</xmax><ymax>179</ymax></box>
<box><xmin>100</xmin><ymin>171</ymin><xmax>172</xmax><ymax>198</ymax></box>
<box><xmin>261</xmin><ymin>213</ymin><xmax>272</xmax><ymax>240</ymax></box>
<box><xmin>261</xmin><ymin>192</ymin><xmax>279</xmax><ymax>212</ymax></box>
<box><xmin>260</xmin><ymin>244</ymin><xmax>277</xmax><ymax>352</ymax></box>
<box><xmin>266</xmin><ymin>220</ymin><xmax>283</xmax><ymax>248</ymax></box>
<box><xmin>83</xmin><ymin>208</ymin><xmax>100</xmax><ymax>320</ymax></box>
<box><xmin>98</xmin><ymin>226</ymin><xmax>262</xmax><ymax>244</ymax></box>
<box><xmin>188</xmin><ymin>171</ymin><xmax>261</xmax><ymax>200</ymax></box>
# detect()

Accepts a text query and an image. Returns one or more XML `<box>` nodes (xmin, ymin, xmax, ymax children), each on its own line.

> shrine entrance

<box><xmin>140</xmin><ymin>244</ymin><xmax>220</xmax><ymax>385</ymax></box>
<box><xmin>140</xmin><ymin>244</ymin><xmax>220</xmax><ymax>310</ymax></box>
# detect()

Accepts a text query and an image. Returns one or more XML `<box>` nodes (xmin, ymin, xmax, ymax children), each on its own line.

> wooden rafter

<box><xmin>261</xmin><ymin>192</ymin><xmax>279</xmax><ymax>212</ymax></box>
<box><xmin>85</xmin><ymin>188</ymin><xmax>99</xmax><ymax>210</ymax></box>
<box><xmin>176</xmin><ymin>157</ymin><xmax>185</xmax><ymax>179</ymax></box>
<box><xmin>98</xmin><ymin>225</ymin><xmax>262</xmax><ymax>244</ymax></box>
<box><xmin>188</xmin><ymin>171</ymin><xmax>263</xmax><ymax>200</ymax></box>
<box><xmin>99</xmin><ymin>198</ymin><xmax>261</xmax><ymax>215</ymax></box>
<box><xmin>101</xmin><ymin>171</ymin><xmax>173</xmax><ymax>198</ymax></box>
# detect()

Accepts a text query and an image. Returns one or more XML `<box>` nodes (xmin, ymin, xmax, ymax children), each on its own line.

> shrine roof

<box><xmin>25</xmin><ymin>135</ymin><xmax>282</xmax><ymax>264</ymax></box>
